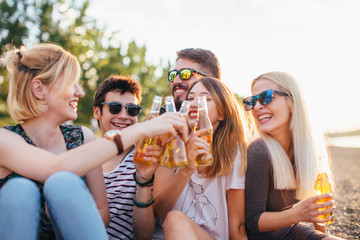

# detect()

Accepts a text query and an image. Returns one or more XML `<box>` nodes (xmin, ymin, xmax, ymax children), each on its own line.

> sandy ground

<box><xmin>327</xmin><ymin>146</ymin><xmax>360</xmax><ymax>239</ymax></box>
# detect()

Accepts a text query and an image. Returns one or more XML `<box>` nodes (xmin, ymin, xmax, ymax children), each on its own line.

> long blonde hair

<box><xmin>188</xmin><ymin>77</ymin><xmax>251</xmax><ymax>178</ymax></box>
<box><xmin>251</xmin><ymin>71</ymin><xmax>334</xmax><ymax>199</ymax></box>
<box><xmin>1</xmin><ymin>43</ymin><xmax>81</xmax><ymax>122</ymax></box>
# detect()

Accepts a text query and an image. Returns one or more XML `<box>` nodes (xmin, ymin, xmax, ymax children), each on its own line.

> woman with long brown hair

<box><xmin>153</xmin><ymin>77</ymin><xmax>250</xmax><ymax>239</ymax></box>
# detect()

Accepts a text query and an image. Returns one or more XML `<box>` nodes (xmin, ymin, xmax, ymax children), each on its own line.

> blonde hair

<box><xmin>188</xmin><ymin>77</ymin><xmax>251</xmax><ymax>178</ymax></box>
<box><xmin>1</xmin><ymin>43</ymin><xmax>81</xmax><ymax>122</ymax></box>
<box><xmin>251</xmin><ymin>71</ymin><xmax>334</xmax><ymax>199</ymax></box>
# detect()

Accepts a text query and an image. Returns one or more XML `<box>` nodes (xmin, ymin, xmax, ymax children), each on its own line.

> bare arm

<box><xmin>85</xmin><ymin>166</ymin><xmax>110</xmax><ymax>226</ymax></box>
<box><xmin>227</xmin><ymin>189</ymin><xmax>247</xmax><ymax>240</ymax></box>
<box><xmin>0</xmin><ymin>113</ymin><xmax>188</xmax><ymax>182</ymax></box>
<box><xmin>82</xmin><ymin>126</ymin><xmax>110</xmax><ymax>226</ymax></box>
<box><xmin>153</xmin><ymin>130</ymin><xmax>208</xmax><ymax>221</ymax></box>
<box><xmin>153</xmin><ymin>167</ymin><xmax>190</xmax><ymax>221</ymax></box>
<box><xmin>132</xmin><ymin>145</ymin><xmax>160</xmax><ymax>240</ymax></box>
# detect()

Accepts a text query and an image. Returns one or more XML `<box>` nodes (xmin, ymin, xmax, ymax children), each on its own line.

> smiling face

<box><xmin>46</xmin><ymin>73</ymin><xmax>84</xmax><ymax>122</ymax></box>
<box><xmin>186</xmin><ymin>82</ymin><xmax>223</xmax><ymax>131</ymax></box>
<box><xmin>251</xmin><ymin>78</ymin><xmax>292</xmax><ymax>139</ymax></box>
<box><xmin>94</xmin><ymin>91</ymin><xmax>138</xmax><ymax>135</ymax></box>
<box><xmin>171</xmin><ymin>58</ymin><xmax>204</xmax><ymax>109</ymax></box>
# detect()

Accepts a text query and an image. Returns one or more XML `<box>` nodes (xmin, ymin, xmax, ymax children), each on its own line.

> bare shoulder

<box><xmin>81</xmin><ymin>126</ymin><xmax>96</xmax><ymax>143</ymax></box>
<box><xmin>0</xmin><ymin>127</ymin><xmax>25</xmax><ymax>143</ymax></box>
<box><xmin>0</xmin><ymin>128</ymin><xmax>28</xmax><ymax>165</ymax></box>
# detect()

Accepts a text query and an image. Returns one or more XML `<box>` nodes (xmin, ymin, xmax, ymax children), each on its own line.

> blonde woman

<box><xmin>244</xmin><ymin>71</ymin><xmax>343</xmax><ymax>239</ymax></box>
<box><xmin>153</xmin><ymin>77</ymin><xmax>250</xmax><ymax>239</ymax></box>
<box><xmin>0</xmin><ymin>43</ymin><xmax>187</xmax><ymax>240</ymax></box>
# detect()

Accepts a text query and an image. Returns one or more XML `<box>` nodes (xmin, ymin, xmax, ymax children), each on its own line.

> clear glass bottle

<box><xmin>133</xmin><ymin>95</ymin><xmax>162</xmax><ymax>166</ymax></box>
<box><xmin>314</xmin><ymin>157</ymin><xmax>334</xmax><ymax>225</ymax></box>
<box><xmin>193</xmin><ymin>96</ymin><xmax>213</xmax><ymax>166</ymax></box>
<box><xmin>158</xmin><ymin>97</ymin><xmax>189</xmax><ymax>168</ymax></box>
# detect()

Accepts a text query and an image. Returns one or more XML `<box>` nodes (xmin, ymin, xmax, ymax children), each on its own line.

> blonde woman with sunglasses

<box><xmin>0</xmin><ymin>43</ymin><xmax>188</xmax><ymax>240</ymax></box>
<box><xmin>244</xmin><ymin>71</ymin><xmax>343</xmax><ymax>240</ymax></box>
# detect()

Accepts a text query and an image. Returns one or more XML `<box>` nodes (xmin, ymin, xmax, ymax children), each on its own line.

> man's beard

<box><xmin>174</xmin><ymin>97</ymin><xmax>182</xmax><ymax>111</ymax></box>
<box><xmin>172</xmin><ymin>83</ymin><xmax>189</xmax><ymax>111</ymax></box>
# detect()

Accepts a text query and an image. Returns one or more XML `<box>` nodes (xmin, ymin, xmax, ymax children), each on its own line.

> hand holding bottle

<box><xmin>134</xmin><ymin>145</ymin><xmax>161</xmax><ymax>181</ymax></box>
<box><xmin>184</xmin><ymin>129</ymin><xmax>209</xmax><ymax>173</ymax></box>
<box><xmin>142</xmin><ymin>112</ymin><xmax>188</xmax><ymax>143</ymax></box>
<box><xmin>291</xmin><ymin>193</ymin><xmax>335</xmax><ymax>225</ymax></box>
<box><xmin>193</xmin><ymin>96</ymin><xmax>213</xmax><ymax>166</ymax></box>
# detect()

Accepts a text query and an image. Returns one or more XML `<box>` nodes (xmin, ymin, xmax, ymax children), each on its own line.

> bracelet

<box><xmin>133</xmin><ymin>172</ymin><xmax>154</xmax><ymax>187</ymax></box>
<box><xmin>133</xmin><ymin>195</ymin><xmax>154</xmax><ymax>208</ymax></box>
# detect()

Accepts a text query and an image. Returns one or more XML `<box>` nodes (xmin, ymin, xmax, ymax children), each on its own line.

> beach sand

<box><xmin>327</xmin><ymin>146</ymin><xmax>360</xmax><ymax>239</ymax></box>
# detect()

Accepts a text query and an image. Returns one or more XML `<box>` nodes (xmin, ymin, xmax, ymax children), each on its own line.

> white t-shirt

<box><xmin>153</xmin><ymin>150</ymin><xmax>245</xmax><ymax>240</ymax></box>
<box><xmin>103</xmin><ymin>149</ymin><xmax>136</xmax><ymax>240</ymax></box>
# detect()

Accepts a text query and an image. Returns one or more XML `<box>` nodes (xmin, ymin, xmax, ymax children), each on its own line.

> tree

<box><xmin>0</xmin><ymin>0</ymin><xmax>171</xmax><ymax>125</ymax></box>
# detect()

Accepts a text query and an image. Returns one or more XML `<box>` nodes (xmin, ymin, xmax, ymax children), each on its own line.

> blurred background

<box><xmin>1</xmin><ymin>1</ymin><xmax>359</xmax><ymax>237</ymax></box>
<box><xmin>1</xmin><ymin>0</ymin><xmax>360</xmax><ymax>145</ymax></box>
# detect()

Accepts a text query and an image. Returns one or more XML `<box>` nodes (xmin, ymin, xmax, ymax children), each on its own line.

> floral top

<box><xmin>1</xmin><ymin>124</ymin><xmax>84</xmax><ymax>240</ymax></box>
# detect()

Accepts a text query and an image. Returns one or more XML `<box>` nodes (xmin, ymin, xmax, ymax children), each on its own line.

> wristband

<box><xmin>133</xmin><ymin>172</ymin><xmax>154</xmax><ymax>187</ymax></box>
<box><xmin>133</xmin><ymin>195</ymin><xmax>154</xmax><ymax>208</ymax></box>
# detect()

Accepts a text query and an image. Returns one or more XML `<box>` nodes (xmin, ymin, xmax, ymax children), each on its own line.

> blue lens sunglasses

<box><xmin>242</xmin><ymin>89</ymin><xmax>290</xmax><ymax>111</ymax></box>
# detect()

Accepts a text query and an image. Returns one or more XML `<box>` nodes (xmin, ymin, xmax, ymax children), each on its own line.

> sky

<box><xmin>87</xmin><ymin>0</ymin><xmax>360</xmax><ymax>133</ymax></box>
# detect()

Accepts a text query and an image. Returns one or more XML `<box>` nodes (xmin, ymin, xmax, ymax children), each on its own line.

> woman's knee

<box><xmin>163</xmin><ymin>210</ymin><xmax>189</xmax><ymax>230</ymax></box>
<box><xmin>44</xmin><ymin>171</ymin><xmax>84</xmax><ymax>194</ymax></box>
<box><xmin>0</xmin><ymin>177</ymin><xmax>40</xmax><ymax>207</ymax></box>
<box><xmin>44</xmin><ymin>171</ymin><xmax>89</xmax><ymax>205</ymax></box>
<box><xmin>45</xmin><ymin>171</ymin><xmax>80</xmax><ymax>186</ymax></box>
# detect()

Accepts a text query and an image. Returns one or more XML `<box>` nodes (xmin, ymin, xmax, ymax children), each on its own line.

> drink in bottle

<box><xmin>158</xmin><ymin>97</ymin><xmax>189</xmax><ymax>168</ymax></box>
<box><xmin>314</xmin><ymin>159</ymin><xmax>334</xmax><ymax>225</ymax></box>
<box><xmin>133</xmin><ymin>95</ymin><xmax>162</xmax><ymax>166</ymax></box>
<box><xmin>193</xmin><ymin>96</ymin><xmax>213</xmax><ymax>166</ymax></box>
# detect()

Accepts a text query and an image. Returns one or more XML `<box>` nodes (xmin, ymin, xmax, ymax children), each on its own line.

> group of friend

<box><xmin>0</xmin><ymin>43</ymin><xmax>344</xmax><ymax>240</ymax></box>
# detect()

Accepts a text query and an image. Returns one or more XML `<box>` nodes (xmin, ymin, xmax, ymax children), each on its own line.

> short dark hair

<box><xmin>177</xmin><ymin>48</ymin><xmax>221</xmax><ymax>80</ymax></box>
<box><xmin>93</xmin><ymin>75</ymin><xmax>142</xmax><ymax>111</ymax></box>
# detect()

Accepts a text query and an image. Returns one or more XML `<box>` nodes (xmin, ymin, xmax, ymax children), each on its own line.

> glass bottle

<box><xmin>133</xmin><ymin>95</ymin><xmax>162</xmax><ymax>166</ymax></box>
<box><xmin>193</xmin><ymin>96</ymin><xmax>213</xmax><ymax>166</ymax></box>
<box><xmin>158</xmin><ymin>97</ymin><xmax>189</xmax><ymax>168</ymax></box>
<box><xmin>314</xmin><ymin>157</ymin><xmax>334</xmax><ymax>225</ymax></box>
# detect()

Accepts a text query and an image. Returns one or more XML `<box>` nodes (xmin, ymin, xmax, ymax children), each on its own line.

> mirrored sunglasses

<box><xmin>168</xmin><ymin>68</ymin><xmax>207</xmax><ymax>82</ymax></box>
<box><xmin>101</xmin><ymin>102</ymin><xmax>142</xmax><ymax>116</ymax></box>
<box><xmin>242</xmin><ymin>89</ymin><xmax>290</xmax><ymax>111</ymax></box>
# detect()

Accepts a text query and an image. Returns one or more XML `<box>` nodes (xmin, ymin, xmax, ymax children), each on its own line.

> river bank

<box><xmin>327</xmin><ymin>146</ymin><xmax>360</xmax><ymax>239</ymax></box>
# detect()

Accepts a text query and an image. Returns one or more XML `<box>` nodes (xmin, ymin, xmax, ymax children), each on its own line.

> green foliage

<box><xmin>0</xmin><ymin>0</ymin><xmax>171</xmax><ymax>124</ymax></box>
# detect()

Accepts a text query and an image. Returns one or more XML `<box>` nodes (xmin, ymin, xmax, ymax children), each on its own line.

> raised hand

<box><xmin>142</xmin><ymin>112</ymin><xmax>188</xmax><ymax>141</ymax></box>
<box><xmin>183</xmin><ymin>129</ymin><xmax>209</xmax><ymax>174</ymax></box>
<box><xmin>134</xmin><ymin>145</ymin><xmax>161</xmax><ymax>182</ymax></box>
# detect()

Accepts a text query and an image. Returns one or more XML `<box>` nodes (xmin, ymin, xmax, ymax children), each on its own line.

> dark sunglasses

<box><xmin>242</xmin><ymin>89</ymin><xmax>290</xmax><ymax>111</ymax></box>
<box><xmin>168</xmin><ymin>68</ymin><xmax>207</xmax><ymax>82</ymax></box>
<box><xmin>101</xmin><ymin>102</ymin><xmax>142</xmax><ymax>116</ymax></box>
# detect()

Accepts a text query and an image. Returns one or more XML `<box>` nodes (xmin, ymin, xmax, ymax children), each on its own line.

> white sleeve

<box><xmin>226</xmin><ymin>150</ymin><xmax>245</xmax><ymax>190</ymax></box>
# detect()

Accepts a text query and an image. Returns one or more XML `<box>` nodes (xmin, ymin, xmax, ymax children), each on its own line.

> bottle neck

<box><xmin>150</xmin><ymin>96</ymin><xmax>162</xmax><ymax>113</ymax></box>
<box><xmin>165</xmin><ymin>96</ymin><xmax>176</xmax><ymax>113</ymax></box>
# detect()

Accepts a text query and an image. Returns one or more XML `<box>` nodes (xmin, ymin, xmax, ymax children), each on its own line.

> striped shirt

<box><xmin>103</xmin><ymin>148</ymin><xmax>136</xmax><ymax>240</ymax></box>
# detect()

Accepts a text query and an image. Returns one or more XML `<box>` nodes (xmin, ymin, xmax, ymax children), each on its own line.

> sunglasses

<box><xmin>243</xmin><ymin>89</ymin><xmax>290</xmax><ymax>111</ymax></box>
<box><xmin>101</xmin><ymin>102</ymin><xmax>142</xmax><ymax>116</ymax></box>
<box><xmin>168</xmin><ymin>68</ymin><xmax>207</xmax><ymax>82</ymax></box>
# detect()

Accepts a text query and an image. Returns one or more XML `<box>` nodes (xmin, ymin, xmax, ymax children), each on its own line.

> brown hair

<box><xmin>93</xmin><ymin>75</ymin><xmax>142</xmax><ymax>110</ymax></box>
<box><xmin>177</xmin><ymin>48</ymin><xmax>221</xmax><ymax>80</ymax></box>
<box><xmin>187</xmin><ymin>77</ymin><xmax>250</xmax><ymax>178</ymax></box>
